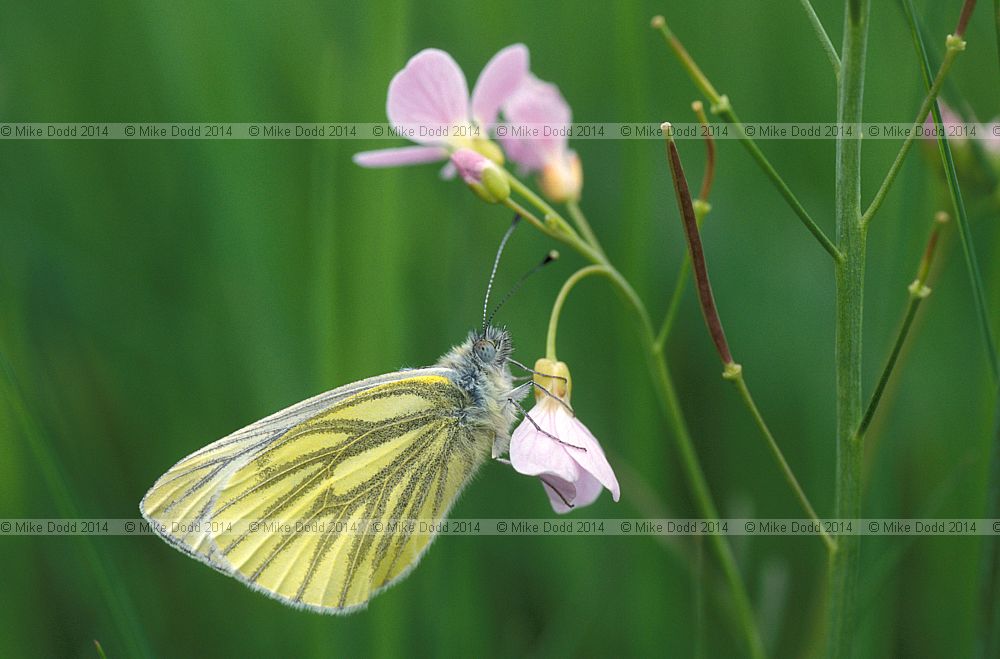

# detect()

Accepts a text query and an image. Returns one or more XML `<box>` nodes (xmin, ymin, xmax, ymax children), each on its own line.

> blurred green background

<box><xmin>1</xmin><ymin>0</ymin><xmax>998</xmax><ymax>656</ymax></box>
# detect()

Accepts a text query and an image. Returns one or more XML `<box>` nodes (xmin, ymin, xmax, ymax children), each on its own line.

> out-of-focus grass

<box><xmin>0</xmin><ymin>0</ymin><xmax>997</xmax><ymax>656</ymax></box>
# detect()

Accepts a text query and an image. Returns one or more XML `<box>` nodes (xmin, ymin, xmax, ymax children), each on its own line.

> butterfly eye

<box><xmin>475</xmin><ymin>340</ymin><xmax>496</xmax><ymax>362</ymax></box>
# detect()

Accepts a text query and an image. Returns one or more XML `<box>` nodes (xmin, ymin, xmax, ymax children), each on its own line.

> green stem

<box><xmin>663</xmin><ymin>127</ymin><xmax>832</xmax><ymax>552</ymax></box>
<box><xmin>902</xmin><ymin>0</ymin><xmax>999</xmax><ymax>383</ymax></box>
<box><xmin>506</xmin><ymin>172</ymin><xmax>580</xmax><ymax>240</ymax></box>
<box><xmin>718</xmin><ymin>102</ymin><xmax>843</xmax><ymax>261</ymax></box>
<box><xmin>546</xmin><ymin>265</ymin><xmax>607</xmax><ymax>360</ymax></box>
<box><xmin>827</xmin><ymin>2</ymin><xmax>870</xmax><ymax>657</ymax></box>
<box><xmin>511</xmin><ymin>171</ymin><xmax>764</xmax><ymax>657</ymax></box>
<box><xmin>655</xmin><ymin>201</ymin><xmax>710</xmax><ymax>351</ymax></box>
<box><xmin>506</xmin><ymin>163</ymin><xmax>765</xmax><ymax>655</ymax></box>
<box><xmin>857</xmin><ymin>294</ymin><xmax>922</xmax><ymax>438</ymax></box>
<box><xmin>726</xmin><ymin>364</ymin><xmax>836</xmax><ymax>552</ymax></box>
<box><xmin>652</xmin><ymin>17</ymin><xmax>843</xmax><ymax>262</ymax></box>
<box><xmin>857</xmin><ymin>213</ymin><xmax>946</xmax><ymax>438</ymax></box>
<box><xmin>643</xmin><ymin>319</ymin><xmax>765</xmax><ymax>659</ymax></box>
<box><xmin>656</xmin><ymin>257</ymin><xmax>693</xmax><ymax>351</ymax></box>
<box><xmin>799</xmin><ymin>0</ymin><xmax>843</xmax><ymax>78</ymax></box>
<box><xmin>566</xmin><ymin>200</ymin><xmax>607</xmax><ymax>259</ymax></box>
<box><xmin>862</xmin><ymin>40</ymin><xmax>964</xmax><ymax>225</ymax></box>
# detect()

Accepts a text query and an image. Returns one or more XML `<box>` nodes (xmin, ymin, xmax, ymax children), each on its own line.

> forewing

<box><xmin>140</xmin><ymin>368</ymin><xmax>452</xmax><ymax>568</ymax></box>
<box><xmin>141</xmin><ymin>371</ymin><xmax>488</xmax><ymax>613</ymax></box>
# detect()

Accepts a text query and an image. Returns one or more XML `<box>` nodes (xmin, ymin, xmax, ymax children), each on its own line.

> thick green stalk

<box><xmin>827</xmin><ymin>2</ymin><xmax>870</xmax><ymax>657</ymax></box>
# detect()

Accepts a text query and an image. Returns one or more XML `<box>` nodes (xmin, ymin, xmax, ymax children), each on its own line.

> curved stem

<box><xmin>504</xmin><ymin>167</ymin><xmax>765</xmax><ymax>657</ymax></box>
<box><xmin>546</xmin><ymin>265</ymin><xmax>609</xmax><ymax>360</ymax></box>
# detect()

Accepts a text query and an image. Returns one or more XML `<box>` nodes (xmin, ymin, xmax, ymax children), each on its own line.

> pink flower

<box><xmin>500</xmin><ymin>76</ymin><xmax>582</xmax><ymax>202</ymax></box>
<box><xmin>353</xmin><ymin>45</ymin><xmax>528</xmax><ymax>170</ymax></box>
<box><xmin>509</xmin><ymin>359</ymin><xmax>619</xmax><ymax>513</ymax></box>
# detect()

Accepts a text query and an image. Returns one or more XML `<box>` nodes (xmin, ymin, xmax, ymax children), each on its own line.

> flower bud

<box><xmin>532</xmin><ymin>357</ymin><xmax>571</xmax><ymax>402</ymax></box>
<box><xmin>539</xmin><ymin>151</ymin><xmax>582</xmax><ymax>203</ymax></box>
<box><xmin>451</xmin><ymin>148</ymin><xmax>510</xmax><ymax>203</ymax></box>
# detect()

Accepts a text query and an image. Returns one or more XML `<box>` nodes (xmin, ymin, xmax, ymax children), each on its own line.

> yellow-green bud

<box><xmin>533</xmin><ymin>358</ymin><xmax>572</xmax><ymax>402</ymax></box>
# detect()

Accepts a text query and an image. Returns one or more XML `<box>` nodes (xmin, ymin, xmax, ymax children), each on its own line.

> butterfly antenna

<box><xmin>482</xmin><ymin>214</ymin><xmax>522</xmax><ymax>335</ymax></box>
<box><xmin>485</xmin><ymin>250</ymin><xmax>559</xmax><ymax>330</ymax></box>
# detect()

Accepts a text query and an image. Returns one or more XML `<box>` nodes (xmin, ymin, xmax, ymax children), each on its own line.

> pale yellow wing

<box><xmin>141</xmin><ymin>371</ymin><xmax>489</xmax><ymax>613</ymax></box>
<box><xmin>140</xmin><ymin>368</ymin><xmax>452</xmax><ymax>565</ymax></box>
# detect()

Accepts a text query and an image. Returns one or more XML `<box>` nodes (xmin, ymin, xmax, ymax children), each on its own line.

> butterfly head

<box><xmin>472</xmin><ymin>325</ymin><xmax>512</xmax><ymax>366</ymax></box>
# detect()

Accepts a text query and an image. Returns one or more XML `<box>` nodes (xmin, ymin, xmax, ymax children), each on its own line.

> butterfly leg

<box><xmin>508</xmin><ymin>357</ymin><xmax>568</xmax><ymax>384</ymax></box>
<box><xmin>506</xmin><ymin>397</ymin><xmax>586</xmax><ymax>452</ymax></box>
<box><xmin>504</xmin><ymin>379</ymin><xmax>575</xmax><ymax>417</ymax></box>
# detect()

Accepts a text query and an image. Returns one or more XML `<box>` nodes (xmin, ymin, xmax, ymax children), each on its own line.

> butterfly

<box><xmin>139</xmin><ymin>217</ymin><xmax>546</xmax><ymax>613</ymax></box>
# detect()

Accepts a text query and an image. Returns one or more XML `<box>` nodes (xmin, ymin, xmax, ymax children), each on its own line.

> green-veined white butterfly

<box><xmin>140</xmin><ymin>218</ymin><xmax>544</xmax><ymax>613</ymax></box>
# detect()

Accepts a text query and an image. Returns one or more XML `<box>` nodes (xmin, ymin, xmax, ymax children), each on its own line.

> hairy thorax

<box><xmin>437</xmin><ymin>327</ymin><xmax>523</xmax><ymax>457</ymax></box>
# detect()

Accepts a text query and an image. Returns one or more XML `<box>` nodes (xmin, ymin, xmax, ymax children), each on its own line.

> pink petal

<box><xmin>500</xmin><ymin>76</ymin><xmax>572</xmax><ymax>172</ymax></box>
<box><xmin>352</xmin><ymin>145</ymin><xmax>448</xmax><ymax>168</ymax></box>
<box><xmin>542</xmin><ymin>475</ymin><xmax>578</xmax><ymax>514</ymax></box>
<box><xmin>509</xmin><ymin>402</ymin><xmax>579</xmax><ymax>486</ymax></box>
<box><xmin>387</xmin><ymin>49</ymin><xmax>469</xmax><ymax>144</ymax></box>
<box><xmin>569</xmin><ymin>470</ymin><xmax>605</xmax><ymax>509</ymax></box>
<box><xmin>450</xmin><ymin>148</ymin><xmax>490</xmax><ymax>184</ymax></box>
<box><xmin>470</xmin><ymin>44</ymin><xmax>529</xmax><ymax>129</ymax></box>
<box><xmin>553</xmin><ymin>411</ymin><xmax>620</xmax><ymax>501</ymax></box>
<box><xmin>438</xmin><ymin>161</ymin><xmax>457</xmax><ymax>180</ymax></box>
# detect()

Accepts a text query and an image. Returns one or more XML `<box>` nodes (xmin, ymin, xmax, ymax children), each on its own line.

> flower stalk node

<box><xmin>908</xmin><ymin>280</ymin><xmax>932</xmax><ymax>299</ymax></box>
<box><xmin>722</xmin><ymin>362</ymin><xmax>743</xmax><ymax>381</ymax></box>
<box><xmin>945</xmin><ymin>34</ymin><xmax>967</xmax><ymax>51</ymax></box>
<box><xmin>711</xmin><ymin>94</ymin><xmax>732</xmax><ymax>115</ymax></box>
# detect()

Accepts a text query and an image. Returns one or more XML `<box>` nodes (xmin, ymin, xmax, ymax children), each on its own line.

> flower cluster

<box><xmin>354</xmin><ymin>45</ymin><xmax>582</xmax><ymax>203</ymax></box>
